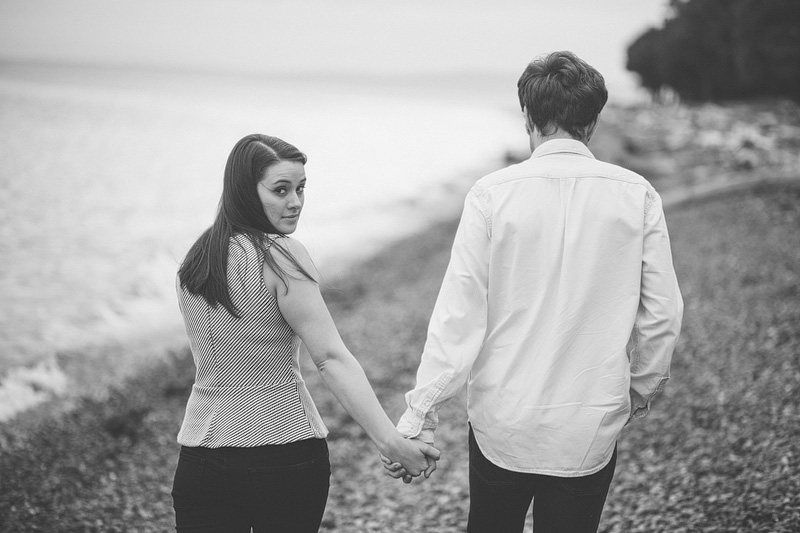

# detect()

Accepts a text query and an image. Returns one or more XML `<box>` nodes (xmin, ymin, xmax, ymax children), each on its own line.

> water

<box><xmin>0</xmin><ymin>63</ymin><xmax>527</xmax><ymax>419</ymax></box>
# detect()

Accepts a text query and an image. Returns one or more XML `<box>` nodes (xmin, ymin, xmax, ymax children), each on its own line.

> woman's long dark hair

<box><xmin>178</xmin><ymin>134</ymin><xmax>313</xmax><ymax>317</ymax></box>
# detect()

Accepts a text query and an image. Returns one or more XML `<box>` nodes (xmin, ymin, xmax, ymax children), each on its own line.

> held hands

<box><xmin>380</xmin><ymin>437</ymin><xmax>439</xmax><ymax>484</ymax></box>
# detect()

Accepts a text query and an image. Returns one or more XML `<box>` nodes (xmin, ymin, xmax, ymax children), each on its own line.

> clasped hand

<box><xmin>380</xmin><ymin>437</ymin><xmax>440</xmax><ymax>484</ymax></box>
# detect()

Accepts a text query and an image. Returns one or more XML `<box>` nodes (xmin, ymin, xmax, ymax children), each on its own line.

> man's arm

<box><xmin>628</xmin><ymin>191</ymin><xmax>684</xmax><ymax>419</ymax></box>
<box><xmin>396</xmin><ymin>189</ymin><xmax>491</xmax><ymax>442</ymax></box>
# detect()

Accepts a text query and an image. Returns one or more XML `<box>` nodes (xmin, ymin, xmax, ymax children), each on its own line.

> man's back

<box><xmin>466</xmin><ymin>138</ymin><xmax>670</xmax><ymax>474</ymax></box>
<box><xmin>400</xmin><ymin>138</ymin><xmax>682</xmax><ymax>476</ymax></box>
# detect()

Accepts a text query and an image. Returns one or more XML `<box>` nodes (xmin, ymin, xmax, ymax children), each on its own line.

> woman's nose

<box><xmin>287</xmin><ymin>192</ymin><xmax>302</xmax><ymax>208</ymax></box>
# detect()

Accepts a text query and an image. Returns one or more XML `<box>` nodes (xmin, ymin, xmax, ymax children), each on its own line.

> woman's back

<box><xmin>176</xmin><ymin>234</ymin><xmax>328</xmax><ymax>447</ymax></box>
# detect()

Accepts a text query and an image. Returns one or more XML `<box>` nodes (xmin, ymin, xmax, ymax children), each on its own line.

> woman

<box><xmin>171</xmin><ymin>134</ymin><xmax>439</xmax><ymax>532</ymax></box>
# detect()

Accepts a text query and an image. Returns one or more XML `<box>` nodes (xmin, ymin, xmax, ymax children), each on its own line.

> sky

<box><xmin>0</xmin><ymin>0</ymin><xmax>670</xmax><ymax>99</ymax></box>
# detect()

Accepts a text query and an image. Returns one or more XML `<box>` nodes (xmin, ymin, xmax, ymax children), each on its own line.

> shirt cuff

<box><xmin>396</xmin><ymin>408</ymin><xmax>422</xmax><ymax>438</ymax></box>
<box><xmin>629</xmin><ymin>376</ymin><xmax>669</xmax><ymax>420</ymax></box>
<box><xmin>396</xmin><ymin>409</ymin><xmax>437</xmax><ymax>445</ymax></box>
<box><xmin>415</xmin><ymin>429</ymin><xmax>436</xmax><ymax>445</ymax></box>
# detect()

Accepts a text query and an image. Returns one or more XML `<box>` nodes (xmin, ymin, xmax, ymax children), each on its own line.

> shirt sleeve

<box><xmin>397</xmin><ymin>188</ymin><xmax>491</xmax><ymax>443</ymax></box>
<box><xmin>627</xmin><ymin>191</ymin><xmax>684</xmax><ymax>419</ymax></box>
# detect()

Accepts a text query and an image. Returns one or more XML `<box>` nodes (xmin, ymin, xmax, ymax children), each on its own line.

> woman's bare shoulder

<box><xmin>267</xmin><ymin>235</ymin><xmax>317</xmax><ymax>277</ymax></box>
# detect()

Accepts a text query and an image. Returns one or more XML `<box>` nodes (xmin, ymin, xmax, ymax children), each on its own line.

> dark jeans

<box><xmin>171</xmin><ymin>438</ymin><xmax>330</xmax><ymax>533</ymax></box>
<box><xmin>468</xmin><ymin>427</ymin><xmax>616</xmax><ymax>533</ymax></box>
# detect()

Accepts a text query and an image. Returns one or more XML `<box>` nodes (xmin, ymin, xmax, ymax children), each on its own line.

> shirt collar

<box><xmin>530</xmin><ymin>138</ymin><xmax>596</xmax><ymax>160</ymax></box>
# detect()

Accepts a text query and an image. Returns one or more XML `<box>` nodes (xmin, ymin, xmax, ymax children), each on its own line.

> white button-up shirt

<box><xmin>397</xmin><ymin>139</ymin><xmax>683</xmax><ymax>476</ymax></box>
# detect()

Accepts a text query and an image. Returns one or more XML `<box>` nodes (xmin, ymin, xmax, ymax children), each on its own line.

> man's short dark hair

<box><xmin>517</xmin><ymin>51</ymin><xmax>608</xmax><ymax>140</ymax></box>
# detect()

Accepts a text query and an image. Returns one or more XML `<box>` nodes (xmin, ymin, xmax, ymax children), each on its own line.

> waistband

<box><xmin>180</xmin><ymin>437</ymin><xmax>327</xmax><ymax>466</ymax></box>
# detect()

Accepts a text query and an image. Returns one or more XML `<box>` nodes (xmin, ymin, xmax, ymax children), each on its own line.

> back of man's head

<box><xmin>517</xmin><ymin>51</ymin><xmax>608</xmax><ymax>142</ymax></box>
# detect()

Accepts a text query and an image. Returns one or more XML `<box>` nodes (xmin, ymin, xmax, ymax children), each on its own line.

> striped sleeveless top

<box><xmin>176</xmin><ymin>234</ymin><xmax>328</xmax><ymax>447</ymax></box>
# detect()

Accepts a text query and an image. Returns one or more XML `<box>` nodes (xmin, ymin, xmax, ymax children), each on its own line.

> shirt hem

<box><xmin>473</xmin><ymin>429</ymin><xmax>617</xmax><ymax>478</ymax></box>
<box><xmin>481</xmin><ymin>449</ymin><xmax>616</xmax><ymax>478</ymax></box>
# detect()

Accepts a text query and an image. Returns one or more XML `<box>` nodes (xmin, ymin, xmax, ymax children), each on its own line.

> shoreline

<box><xmin>2</xmin><ymin>94</ymin><xmax>798</xmax><ymax>425</ymax></box>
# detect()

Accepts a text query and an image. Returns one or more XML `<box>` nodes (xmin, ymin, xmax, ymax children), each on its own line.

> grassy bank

<box><xmin>2</xmin><ymin>181</ymin><xmax>799</xmax><ymax>532</ymax></box>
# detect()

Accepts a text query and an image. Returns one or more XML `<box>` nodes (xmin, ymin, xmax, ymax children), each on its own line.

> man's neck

<box><xmin>529</xmin><ymin>129</ymin><xmax>584</xmax><ymax>152</ymax></box>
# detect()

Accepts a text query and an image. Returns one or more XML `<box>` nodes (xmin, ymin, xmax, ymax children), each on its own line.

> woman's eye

<box><xmin>297</xmin><ymin>185</ymin><xmax>305</xmax><ymax>194</ymax></box>
<box><xmin>274</xmin><ymin>187</ymin><xmax>287</xmax><ymax>196</ymax></box>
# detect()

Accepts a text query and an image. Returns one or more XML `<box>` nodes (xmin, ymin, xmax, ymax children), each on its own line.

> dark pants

<box><xmin>171</xmin><ymin>438</ymin><xmax>330</xmax><ymax>533</ymax></box>
<box><xmin>468</xmin><ymin>427</ymin><xmax>616</xmax><ymax>533</ymax></box>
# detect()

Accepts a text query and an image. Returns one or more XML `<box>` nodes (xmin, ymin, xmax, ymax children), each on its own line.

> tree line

<box><xmin>626</xmin><ymin>0</ymin><xmax>800</xmax><ymax>102</ymax></box>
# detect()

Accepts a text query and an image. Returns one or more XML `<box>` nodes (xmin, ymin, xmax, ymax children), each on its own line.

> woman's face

<box><xmin>257</xmin><ymin>160</ymin><xmax>306</xmax><ymax>234</ymax></box>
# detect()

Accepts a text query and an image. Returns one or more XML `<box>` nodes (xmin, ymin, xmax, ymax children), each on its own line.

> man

<box><xmin>391</xmin><ymin>51</ymin><xmax>684</xmax><ymax>532</ymax></box>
